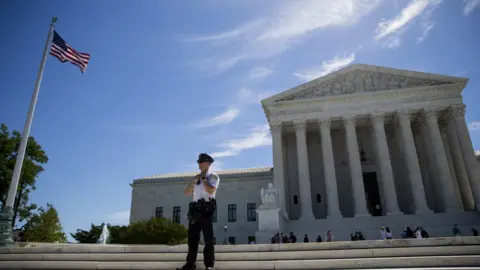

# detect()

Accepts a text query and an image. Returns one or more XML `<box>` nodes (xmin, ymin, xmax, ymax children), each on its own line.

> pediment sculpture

<box><xmin>277</xmin><ymin>70</ymin><xmax>453</xmax><ymax>102</ymax></box>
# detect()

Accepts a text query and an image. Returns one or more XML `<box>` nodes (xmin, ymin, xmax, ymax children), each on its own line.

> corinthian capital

<box><xmin>397</xmin><ymin>109</ymin><xmax>413</xmax><ymax>119</ymax></box>
<box><xmin>370</xmin><ymin>112</ymin><xmax>386</xmax><ymax>124</ymax></box>
<box><xmin>451</xmin><ymin>104</ymin><xmax>466</xmax><ymax>118</ymax></box>
<box><xmin>269</xmin><ymin>122</ymin><xmax>283</xmax><ymax>133</ymax></box>
<box><xmin>343</xmin><ymin>116</ymin><xmax>357</xmax><ymax>126</ymax></box>
<box><xmin>424</xmin><ymin>107</ymin><xmax>440</xmax><ymax>118</ymax></box>
<box><xmin>293</xmin><ymin>119</ymin><xmax>307</xmax><ymax>130</ymax></box>
<box><xmin>317</xmin><ymin>117</ymin><xmax>331</xmax><ymax>129</ymax></box>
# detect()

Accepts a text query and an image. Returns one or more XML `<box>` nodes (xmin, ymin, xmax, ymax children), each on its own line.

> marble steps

<box><xmin>1</xmin><ymin>245</ymin><xmax>479</xmax><ymax>261</ymax></box>
<box><xmin>1</xmin><ymin>237</ymin><xmax>479</xmax><ymax>269</ymax></box>
<box><xmin>0</xmin><ymin>255</ymin><xmax>480</xmax><ymax>269</ymax></box>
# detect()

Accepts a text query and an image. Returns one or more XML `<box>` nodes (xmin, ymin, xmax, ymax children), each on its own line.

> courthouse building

<box><xmin>130</xmin><ymin>64</ymin><xmax>480</xmax><ymax>243</ymax></box>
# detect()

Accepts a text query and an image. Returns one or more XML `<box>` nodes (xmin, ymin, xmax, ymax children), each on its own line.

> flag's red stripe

<box><xmin>51</xmin><ymin>44</ymin><xmax>89</xmax><ymax>71</ymax></box>
<box><xmin>51</xmin><ymin>44</ymin><xmax>89</xmax><ymax>72</ymax></box>
<box><xmin>51</xmin><ymin>46</ymin><xmax>86</xmax><ymax>68</ymax></box>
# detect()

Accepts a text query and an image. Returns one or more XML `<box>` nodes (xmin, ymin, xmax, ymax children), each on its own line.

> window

<box><xmin>155</xmin><ymin>207</ymin><xmax>163</xmax><ymax>218</ymax></box>
<box><xmin>316</xmin><ymin>194</ymin><xmax>321</xmax><ymax>203</ymax></box>
<box><xmin>228</xmin><ymin>236</ymin><xmax>236</xmax><ymax>245</ymax></box>
<box><xmin>212</xmin><ymin>210</ymin><xmax>217</xmax><ymax>223</ymax></box>
<box><xmin>247</xmin><ymin>203</ymin><xmax>256</xmax><ymax>222</ymax></box>
<box><xmin>228</xmin><ymin>204</ymin><xmax>237</xmax><ymax>222</ymax></box>
<box><xmin>173</xmin><ymin>206</ymin><xmax>181</xmax><ymax>223</ymax></box>
<box><xmin>293</xmin><ymin>195</ymin><xmax>298</xmax><ymax>204</ymax></box>
<box><xmin>248</xmin><ymin>236</ymin><xmax>256</xmax><ymax>244</ymax></box>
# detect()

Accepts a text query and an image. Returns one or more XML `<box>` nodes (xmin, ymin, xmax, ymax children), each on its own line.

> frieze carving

<box><xmin>277</xmin><ymin>70</ymin><xmax>453</xmax><ymax>102</ymax></box>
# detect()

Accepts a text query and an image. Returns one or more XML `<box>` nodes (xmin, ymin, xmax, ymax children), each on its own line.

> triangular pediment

<box><xmin>263</xmin><ymin>64</ymin><xmax>468</xmax><ymax>104</ymax></box>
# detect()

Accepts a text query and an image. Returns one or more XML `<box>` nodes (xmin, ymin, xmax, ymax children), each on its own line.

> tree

<box><xmin>71</xmin><ymin>218</ymin><xmax>187</xmax><ymax>245</ymax></box>
<box><xmin>23</xmin><ymin>203</ymin><xmax>67</xmax><ymax>243</ymax></box>
<box><xmin>0</xmin><ymin>123</ymin><xmax>48</xmax><ymax>228</ymax></box>
<box><xmin>123</xmin><ymin>217</ymin><xmax>187</xmax><ymax>245</ymax></box>
<box><xmin>70</xmin><ymin>223</ymin><xmax>128</xmax><ymax>244</ymax></box>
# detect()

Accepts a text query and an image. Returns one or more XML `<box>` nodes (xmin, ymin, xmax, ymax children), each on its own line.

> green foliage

<box><xmin>23</xmin><ymin>203</ymin><xmax>67</xmax><ymax>243</ymax></box>
<box><xmin>70</xmin><ymin>223</ymin><xmax>128</xmax><ymax>244</ymax></box>
<box><xmin>124</xmin><ymin>218</ymin><xmax>188</xmax><ymax>245</ymax></box>
<box><xmin>0</xmin><ymin>123</ymin><xmax>48</xmax><ymax>228</ymax></box>
<box><xmin>72</xmin><ymin>218</ymin><xmax>187</xmax><ymax>245</ymax></box>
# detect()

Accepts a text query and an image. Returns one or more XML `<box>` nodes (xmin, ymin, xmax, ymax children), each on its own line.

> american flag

<box><xmin>50</xmin><ymin>31</ymin><xmax>90</xmax><ymax>73</ymax></box>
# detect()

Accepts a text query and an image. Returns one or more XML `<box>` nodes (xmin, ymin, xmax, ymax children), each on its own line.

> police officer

<box><xmin>177</xmin><ymin>153</ymin><xmax>219</xmax><ymax>270</ymax></box>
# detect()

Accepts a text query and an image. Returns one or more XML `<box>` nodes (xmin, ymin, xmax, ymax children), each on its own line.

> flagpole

<box><xmin>0</xmin><ymin>17</ymin><xmax>57</xmax><ymax>246</ymax></box>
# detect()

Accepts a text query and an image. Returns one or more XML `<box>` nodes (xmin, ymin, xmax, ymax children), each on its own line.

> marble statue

<box><xmin>260</xmin><ymin>183</ymin><xmax>278</xmax><ymax>206</ymax></box>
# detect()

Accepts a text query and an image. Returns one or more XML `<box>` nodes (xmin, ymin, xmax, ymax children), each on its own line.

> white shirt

<box><xmin>415</xmin><ymin>230</ymin><xmax>422</xmax><ymax>239</ymax></box>
<box><xmin>193</xmin><ymin>172</ymin><xmax>220</xmax><ymax>202</ymax></box>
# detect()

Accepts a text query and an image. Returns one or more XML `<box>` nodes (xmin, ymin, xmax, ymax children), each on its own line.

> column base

<box><xmin>327</xmin><ymin>214</ymin><xmax>343</xmax><ymax>220</ymax></box>
<box><xmin>298</xmin><ymin>214</ymin><xmax>316</xmax><ymax>221</ymax></box>
<box><xmin>386</xmin><ymin>211</ymin><xmax>403</xmax><ymax>216</ymax></box>
<box><xmin>444</xmin><ymin>207</ymin><xmax>464</xmax><ymax>213</ymax></box>
<box><xmin>354</xmin><ymin>212</ymin><xmax>371</xmax><ymax>218</ymax></box>
<box><xmin>0</xmin><ymin>207</ymin><xmax>14</xmax><ymax>246</ymax></box>
<box><xmin>414</xmin><ymin>209</ymin><xmax>433</xmax><ymax>215</ymax></box>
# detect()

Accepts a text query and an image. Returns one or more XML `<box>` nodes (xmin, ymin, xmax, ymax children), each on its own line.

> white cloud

<box><xmin>247</xmin><ymin>67</ymin><xmax>274</xmax><ymax>81</ymax></box>
<box><xmin>383</xmin><ymin>36</ymin><xmax>402</xmax><ymax>48</ymax></box>
<box><xmin>417</xmin><ymin>0</ymin><xmax>442</xmax><ymax>43</ymax></box>
<box><xmin>193</xmin><ymin>108</ymin><xmax>240</xmax><ymax>128</ymax></box>
<box><xmin>469</xmin><ymin>121</ymin><xmax>480</xmax><ymax>131</ymax></box>
<box><xmin>293</xmin><ymin>53</ymin><xmax>356</xmax><ymax>82</ymax></box>
<box><xmin>464</xmin><ymin>0</ymin><xmax>480</xmax><ymax>15</ymax></box>
<box><xmin>106</xmin><ymin>211</ymin><xmax>130</xmax><ymax>225</ymax></box>
<box><xmin>188</xmin><ymin>0</ymin><xmax>381</xmax><ymax>72</ymax></box>
<box><xmin>236</xmin><ymin>88</ymin><xmax>272</xmax><ymax>105</ymax></box>
<box><xmin>211</xmin><ymin>124</ymin><xmax>272</xmax><ymax>158</ymax></box>
<box><xmin>375</xmin><ymin>0</ymin><xmax>442</xmax><ymax>46</ymax></box>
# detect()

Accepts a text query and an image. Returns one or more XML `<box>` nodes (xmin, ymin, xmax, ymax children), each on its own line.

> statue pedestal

<box><xmin>255</xmin><ymin>205</ymin><xmax>287</xmax><ymax>244</ymax></box>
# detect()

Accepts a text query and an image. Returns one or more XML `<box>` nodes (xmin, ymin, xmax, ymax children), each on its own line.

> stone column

<box><xmin>424</xmin><ymin>108</ymin><xmax>462</xmax><ymax>212</ymax></box>
<box><xmin>318</xmin><ymin>118</ymin><xmax>342</xmax><ymax>218</ymax></box>
<box><xmin>444</xmin><ymin>109</ymin><xmax>475</xmax><ymax>210</ymax></box>
<box><xmin>270</xmin><ymin>122</ymin><xmax>288</xmax><ymax>214</ymax></box>
<box><xmin>294</xmin><ymin>120</ymin><xmax>315</xmax><ymax>220</ymax></box>
<box><xmin>343</xmin><ymin>116</ymin><xmax>369</xmax><ymax>217</ymax></box>
<box><xmin>397</xmin><ymin>110</ymin><xmax>431</xmax><ymax>214</ymax></box>
<box><xmin>371</xmin><ymin>113</ymin><xmax>402</xmax><ymax>215</ymax></box>
<box><xmin>452</xmin><ymin>105</ymin><xmax>480</xmax><ymax>210</ymax></box>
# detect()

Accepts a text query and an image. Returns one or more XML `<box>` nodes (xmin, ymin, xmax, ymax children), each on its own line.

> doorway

<box><xmin>362</xmin><ymin>172</ymin><xmax>382</xmax><ymax>216</ymax></box>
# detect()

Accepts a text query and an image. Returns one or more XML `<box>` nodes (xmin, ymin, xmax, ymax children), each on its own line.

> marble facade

<box><xmin>130</xmin><ymin>64</ymin><xmax>480</xmax><ymax>243</ymax></box>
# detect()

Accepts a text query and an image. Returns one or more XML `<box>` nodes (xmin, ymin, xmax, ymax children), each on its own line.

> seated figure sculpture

<box><xmin>260</xmin><ymin>183</ymin><xmax>278</xmax><ymax>206</ymax></box>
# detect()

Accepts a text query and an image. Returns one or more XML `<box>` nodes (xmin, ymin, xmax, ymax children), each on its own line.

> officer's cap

<box><xmin>197</xmin><ymin>153</ymin><xmax>214</xmax><ymax>163</ymax></box>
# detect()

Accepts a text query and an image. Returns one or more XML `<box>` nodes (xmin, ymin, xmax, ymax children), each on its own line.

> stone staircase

<box><xmin>0</xmin><ymin>237</ymin><xmax>480</xmax><ymax>269</ymax></box>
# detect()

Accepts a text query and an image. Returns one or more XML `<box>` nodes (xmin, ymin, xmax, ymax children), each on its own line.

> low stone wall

<box><xmin>3</xmin><ymin>236</ymin><xmax>479</xmax><ymax>254</ymax></box>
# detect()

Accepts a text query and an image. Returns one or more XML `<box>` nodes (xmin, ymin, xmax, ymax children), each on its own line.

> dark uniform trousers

<box><xmin>185</xmin><ymin>199</ymin><xmax>216</xmax><ymax>268</ymax></box>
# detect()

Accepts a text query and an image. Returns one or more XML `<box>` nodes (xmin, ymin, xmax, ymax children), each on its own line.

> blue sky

<box><xmin>0</xmin><ymin>0</ymin><xmax>479</xmax><ymax>239</ymax></box>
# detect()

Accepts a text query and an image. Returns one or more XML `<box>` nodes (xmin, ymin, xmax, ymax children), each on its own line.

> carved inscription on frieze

<box><xmin>277</xmin><ymin>70</ymin><xmax>453</xmax><ymax>102</ymax></box>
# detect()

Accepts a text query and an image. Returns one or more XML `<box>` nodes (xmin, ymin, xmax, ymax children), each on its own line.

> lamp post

<box><xmin>223</xmin><ymin>225</ymin><xmax>228</xmax><ymax>245</ymax></box>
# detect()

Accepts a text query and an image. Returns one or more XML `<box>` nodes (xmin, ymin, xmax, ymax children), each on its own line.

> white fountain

<box><xmin>98</xmin><ymin>224</ymin><xmax>109</xmax><ymax>244</ymax></box>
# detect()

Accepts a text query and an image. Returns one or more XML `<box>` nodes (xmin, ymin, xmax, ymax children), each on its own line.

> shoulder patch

<box><xmin>210</xmin><ymin>173</ymin><xmax>219</xmax><ymax>180</ymax></box>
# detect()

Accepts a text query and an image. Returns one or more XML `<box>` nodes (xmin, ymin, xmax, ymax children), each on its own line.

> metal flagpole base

<box><xmin>0</xmin><ymin>206</ymin><xmax>14</xmax><ymax>246</ymax></box>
